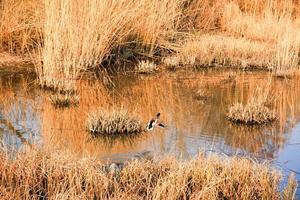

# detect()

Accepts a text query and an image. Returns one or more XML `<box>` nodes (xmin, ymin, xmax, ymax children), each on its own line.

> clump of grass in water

<box><xmin>135</xmin><ymin>60</ymin><xmax>158</xmax><ymax>74</ymax></box>
<box><xmin>227</xmin><ymin>84</ymin><xmax>277</xmax><ymax>125</ymax></box>
<box><xmin>87</xmin><ymin>110</ymin><xmax>143</xmax><ymax>136</ymax></box>
<box><xmin>50</xmin><ymin>93</ymin><xmax>80</xmax><ymax>108</ymax></box>
<box><xmin>227</xmin><ymin>103</ymin><xmax>276</xmax><ymax>125</ymax></box>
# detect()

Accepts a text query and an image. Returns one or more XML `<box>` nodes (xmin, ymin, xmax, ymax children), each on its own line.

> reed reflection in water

<box><xmin>0</xmin><ymin>71</ymin><xmax>300</xmax><ymax>164</ymax></box>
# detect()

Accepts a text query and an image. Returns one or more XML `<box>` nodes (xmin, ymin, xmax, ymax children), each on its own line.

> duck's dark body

<box><xmin>146</xmin><ymin>113</ymin><xmax>164</xmax><ymax>131</ymax></box>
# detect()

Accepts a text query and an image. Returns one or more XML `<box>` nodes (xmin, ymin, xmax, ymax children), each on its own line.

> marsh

<box><xmin>0</xmin><ymin>68</ymin><xmax>299</xmax><ymax>198</ymax></box>
<box><xmin>1</xmin><ymin>0</ymin><xmax>300</xmax><ymax>198</ymax></box>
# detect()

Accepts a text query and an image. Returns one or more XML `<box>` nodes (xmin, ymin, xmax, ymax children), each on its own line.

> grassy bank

<box><xmin>0</xmin><ymin>0</ymin><xmax>299</xmax><ymax>90</ymax></box>
<box><xmin>0</xmin><ymin>149</ymin><xmax>297</xmax><ymax>200</ymax></box>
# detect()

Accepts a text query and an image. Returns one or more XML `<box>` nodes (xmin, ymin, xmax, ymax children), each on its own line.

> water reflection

<box><xmin>0</xmin><ymin>70</ymin><xmax>299</xmax><ymax>175</ymax></box>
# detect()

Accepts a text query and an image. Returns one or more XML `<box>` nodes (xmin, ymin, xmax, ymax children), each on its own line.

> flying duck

<box><xmin>146</xmin><ymin>113</ymin><xmax>165</xmax><ymax>131</ymax></box>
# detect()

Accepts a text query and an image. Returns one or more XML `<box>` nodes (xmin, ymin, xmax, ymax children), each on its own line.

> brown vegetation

<box><xmin>227</xmin><ymin>103</ymin><xmax>277</xmax><ymax>125</ymax></box>
<box><xmin>168</xmin><ymin>2</ymin><xmax>300</xmax><ymax>71</ymax></box>
<box><xmin>0</xmin><ymin>150</ymin><xmax>296</xmax><ymax>200</ymax></box>
<box><xmin>0</xmin><ymin>2</ymin><xmax>300</xmax><ymax>197</ymax></box>
<box><xmin>0</xmin><ymin>0</ymin><xmax>299</xmax><ymax>90</ymax></box>
<box><xmin>86</xmin><ymin>109</ymin><xmax>143</xmax><ymax>136</ymax></box>
<box><xmin>227</xmin><ymin>85</ymin><xmax>277</xmax><ymax>125</ymax></box>
<box><xmin>135</xmin><ymin>60</ymin><xmax>158</xmax><ymax>74</ymax></box>
<box><xmin>0</xmin><ymin>0</ymin><xmax>42</xmax><ymax>54</ymax></box>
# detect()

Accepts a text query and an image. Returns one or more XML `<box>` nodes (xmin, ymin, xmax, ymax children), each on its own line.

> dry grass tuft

<box><xmin>50</xmin><ymin>93</ymin><xmax>80</xmax><ymax>108</ymax></box>
<box><xmin>135</xmin><ymin>60</ymin><xmax>158</xmax><ymax>74</ymax></box>
<box><xmin>227</xmin><ymin>85</ymin><xmax>277</xmax><ymax>125</ymax></box>
<box><xmin>0</xmin><ymin>150</ymin><xmax>296</xmax><ymax>199</ymax></box>
<box><xmin>86</xmin><ymin>109</ymin><xmax>143</xmax><ymax>136</ymax></box>
<box><xmin>227</xmin><ymin>103</ymin><xmax>277</xmax><ymax>125</ymax></box>
<box><xmin>163</xmin><ymin>56</ymin><xmax>180</xmax><ymax>67</ymax></box>
<box><xmin>194</xmin><ymin>88</ymin><xmax>211</xmax><ymax>101</ymax></box>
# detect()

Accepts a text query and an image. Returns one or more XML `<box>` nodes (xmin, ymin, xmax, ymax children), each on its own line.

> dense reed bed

<box><xmin>0</xmin><ymin>0</ymin><xmax>300</xmax><ymax>90</ymax></box>
<box><xmin>0</xmin><ymin>149</ymin><xmax>297</xmax><ymax>200</ymax></box>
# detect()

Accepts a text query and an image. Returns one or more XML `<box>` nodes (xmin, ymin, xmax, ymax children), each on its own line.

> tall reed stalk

<box><xmin>0</xmin><ymin>0</ymin><xmax>299</xmax><ymax>84</ymax></box>
<box><xmin>35</xmin><ymin>0</ymin><xmax>180</xmax><ymax>91</ymax></box>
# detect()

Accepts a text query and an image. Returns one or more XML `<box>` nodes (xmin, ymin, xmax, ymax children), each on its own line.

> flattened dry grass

<box><xmin>175</xmin><ymin>35</ymin><xmax>273</xmax><ymax>68</ymax></box>
<box><xmin>0</xmin><ymin>150</ymin><xmax>296</xmax><ymax>200</ymax></box>
<box><xmin>86</xmin><ymin>109</ymin><xmax>143</xmax><ymax>136</ymax></box>
<box><xmin>227</xmin><ymin>103</ymin><xmax>277</xmax><ymax>125</ymax></box>
<box><xmin>165</xmin><ymin>1</ymin><xmax>300</xmax><ymax>73</ymax></box>
<box><xmin>170</xmin><ymin>28</ymin><xmax>299</xmax><ymax>71</ymax></box>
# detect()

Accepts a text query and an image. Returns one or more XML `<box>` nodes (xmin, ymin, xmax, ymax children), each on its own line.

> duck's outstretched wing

<box><xmin>158</xmin><ymin>123</ymin><xmax>165</xmax><ymax>128</ymax></box>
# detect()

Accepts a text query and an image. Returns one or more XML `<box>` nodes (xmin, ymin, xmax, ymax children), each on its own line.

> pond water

<box><xmin>0</xmin><ymin>69</ymin><xmax>299</xmax><ymax>194</ymax></box>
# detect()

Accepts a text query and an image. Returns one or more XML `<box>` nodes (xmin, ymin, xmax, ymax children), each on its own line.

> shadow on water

<box><xmin>1</xmin><ymin>68</ymin><xmax>300</xmax><ymax>193</ymax></box>
<box><xmin>88</xmin><ymin>131</ymin><xmax>148</xmax><ymax>149</ymax></box>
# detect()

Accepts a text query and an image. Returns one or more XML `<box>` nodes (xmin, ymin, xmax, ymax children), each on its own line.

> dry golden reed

<box><xmin>87</xmin><ymin>109</ymin><xmax>143</xmax><ymax>136</ymax></box>
<box><xmin>0</xmin><ymin>0</ymin><xmax>42</xmax><ymax>54</ymax></box>
<box><xmin>227</xmin><ymin>103</ymin><xmax>277</xmax><ymax>125</ymax></box>
<box><xmin>35</xmin><ymin>0</ymin><xmax>180</xmax><ymax>91</ymax></box>
<box><xmin>227</xmin><ymin>84</ymin><xmax>277</xmax><ymax>125</ymax></box>
<box><xmin>0</xmin><ymin>149</ymin><xmax>297</xmax><ymax>200</ymax></box>
<box><xmin>167</xmin><ymin>1</ymin><xmax>300</xmax><ymax>72</ymax></box>
<box><xmin>0</xmin><ymin>0</ymin><xmax>299</xmax><ymax>89</ymax></box>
